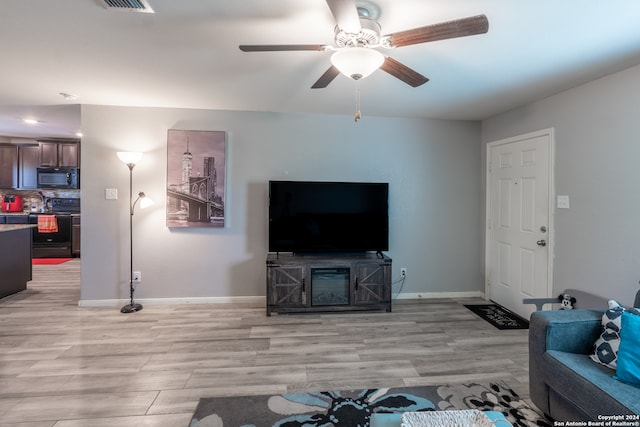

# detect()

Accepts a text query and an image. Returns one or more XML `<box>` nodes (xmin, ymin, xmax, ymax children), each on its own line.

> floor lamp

<box><xmin>117</xmin><ymin>151</ymin><xmax>154</xmax><ymax>314</ymax></box>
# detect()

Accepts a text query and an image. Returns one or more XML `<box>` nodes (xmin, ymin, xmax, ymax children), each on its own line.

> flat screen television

<box><xmin>268</xmin><ymin>180</ymin><xmax>389</xmax><ymax>253</ymax></box>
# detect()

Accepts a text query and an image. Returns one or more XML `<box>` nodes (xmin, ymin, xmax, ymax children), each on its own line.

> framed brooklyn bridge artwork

<box><xmin>166</xmin><ymin>129</ymin><xmax>226</xmax><ymax>228</ymax></box>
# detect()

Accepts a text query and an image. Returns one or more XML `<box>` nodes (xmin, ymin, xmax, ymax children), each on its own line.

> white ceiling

<box><xmin>1</xmin><ymin>0</ymin><xmax>640</xmax><ymax>138</ymax></box>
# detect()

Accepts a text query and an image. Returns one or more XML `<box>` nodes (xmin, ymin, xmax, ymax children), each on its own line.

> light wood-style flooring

<box><xmin>0</xmin><ymin>260</ymin><xmax>532</xmax><ymax>426</ymax></box>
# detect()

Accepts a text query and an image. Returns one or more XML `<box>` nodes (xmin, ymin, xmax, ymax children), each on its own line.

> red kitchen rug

<box><xmin>32</xmin><ymin>258</ymin><xmax>73</xmax><ymax>265</ymax></box>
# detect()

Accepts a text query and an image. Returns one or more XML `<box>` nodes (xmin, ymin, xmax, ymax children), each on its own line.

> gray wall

<box><xmin>79</xmin><ymin>106</ymin><xmax>482</xmax><ymax>304</ymax></box>
<box><xmin>481</xmin><ymin>63</ymin><xmax>640</xmax><ymax>304</ymax></box>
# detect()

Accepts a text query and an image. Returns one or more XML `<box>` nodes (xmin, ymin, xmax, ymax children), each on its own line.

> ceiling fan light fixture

<box><xmin>330</xmin><ymin>47</ymin><xmax>384</xmax><ymax>80</ymax></box>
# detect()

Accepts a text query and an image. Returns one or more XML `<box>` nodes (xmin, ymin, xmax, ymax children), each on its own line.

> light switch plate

<box><xmin>105</xmin><ymin>188</ymin><xmax>118</xmax><ymax>200</ymax></box>
<box><xmin>557</xmin><ymin>195</ymin><xmax>570</xmax><ymax>209</ymax></box>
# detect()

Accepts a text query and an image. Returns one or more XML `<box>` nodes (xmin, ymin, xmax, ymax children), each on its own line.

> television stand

<box><xmin>265</xmin><ymin>253</ymin><xmax>392</xmax><ymax>316</ymax></box>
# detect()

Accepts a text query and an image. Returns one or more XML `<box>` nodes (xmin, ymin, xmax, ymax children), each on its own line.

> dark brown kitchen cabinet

<box><xmin>5</xmin><ymin>215</ymin><xmax>29</xmax><ymax>224</ymax></box>
<box><xmin>39</xmin><ymin>141</ymin><xmax>57</xmax><ymax>167</ymax></box>
<box><xmin>18</xmin><ymin>145</ymin><xmax>39</xmax><ymax>189</ymax></box>
<box><xmin>72</xmin><ymin>214</ymin><xmax>81</xmax><ymax>256</ymax></box>
<box><xmin>0</xmin><ymin>144</ymin><xmax>18</xmax><ymax>189</ymax></box>
<box><xmin>39</xmin><ymin>140</ymin><xmax>79</xmax><ymax>167</ymax></box>
<box><xmin>59</xmin><ymin>142</ymin><xmax>79</xmax><ymax>167</ymax></box>
<box><xmin>0</xmin><ymin>226</ymin><xmax>32</xmax><ymax>299</ymax></box>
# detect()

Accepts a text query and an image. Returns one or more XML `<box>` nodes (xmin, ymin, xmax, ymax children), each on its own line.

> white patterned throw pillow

<box><xmin>591</xmin><ymin>300</ymin><xmax>640</xmax><ymax>369</ymax></box>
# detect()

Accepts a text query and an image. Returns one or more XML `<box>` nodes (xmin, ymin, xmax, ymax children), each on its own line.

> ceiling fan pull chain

<box><xmin>354</xmin><ymin>80</ymin><xmax>362</xmax><ymax>122</ymax></box>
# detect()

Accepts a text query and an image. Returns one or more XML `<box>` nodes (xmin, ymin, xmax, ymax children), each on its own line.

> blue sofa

<box><xmin>529</xmin><ymin>301</ymin><xmax>640</xmax><ymax>420</ymax></box>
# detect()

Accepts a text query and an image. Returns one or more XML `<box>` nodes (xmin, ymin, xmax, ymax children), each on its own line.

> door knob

<box><xmin>537</xmin><ymin>239</ymin><xmax>547</xmax><ymax>247</ymax></box>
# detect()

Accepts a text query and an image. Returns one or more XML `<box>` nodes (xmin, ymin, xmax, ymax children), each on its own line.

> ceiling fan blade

<box><xmin>311</xmin><ymin>66</ymin><xmax>341</xmax><ymax>89</ymax></box>
<box><xmin>380</xmin><ymin>57</ymin><xmax>429</xmax><ymax>87</ymax></box>
<box><xmin>326</xmin><ymin>0</ymin><xmax>361</xmax><ymax>33</ymax></box>
<box><xmin>386</xmin><ymin>14</ymin><xmax>489</xmax><ymax>47</ymax></box>
<box><xmin>239</xmin><ymin>44</ymin><xmax>328</xmax><ymax>52</ymax></box>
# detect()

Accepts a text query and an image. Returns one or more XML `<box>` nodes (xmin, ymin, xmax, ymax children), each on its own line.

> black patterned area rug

<box><xmin>464</xmin><ymin>304</ymin><xmax>529</xmax><ymax>330</ymax></box>
<box><xmin>189</xmin><ymin>381</ymin><xmax>551</xmax><ymax>427</ymax></box>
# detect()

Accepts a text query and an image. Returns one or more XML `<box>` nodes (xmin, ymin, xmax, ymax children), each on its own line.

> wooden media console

<box><xmin>266</xmin><ymin>252</ymin><xmax>392</xmax><ymax>316</ymax></box>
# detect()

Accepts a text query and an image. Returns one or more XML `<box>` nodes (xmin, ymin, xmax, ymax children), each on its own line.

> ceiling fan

<box><xmin>239</xmin><ymin>0</ymin><xmax>489</xmax><ymax>89</ymax></box>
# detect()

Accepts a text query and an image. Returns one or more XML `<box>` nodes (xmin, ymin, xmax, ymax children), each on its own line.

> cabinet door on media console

<box><xmin>352</xmin><ymin>261</ymin><xmax>391</xmax><ymax>306</ymax></box>
<box><xmin>267</xmin><ymin>263</ymin><xmax>306</xmax><ymax>308</ymax></box>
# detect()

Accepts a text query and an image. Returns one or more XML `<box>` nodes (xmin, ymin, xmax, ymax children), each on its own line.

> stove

<box><xmin>29</xmin><ymin>198</ymin><xmax>80</xmax><ymax>258</ymax></box>
<box><xmin>50</xmin><ymin>198</ymin><xmax>80</xmax><ymax>214</ymax></box>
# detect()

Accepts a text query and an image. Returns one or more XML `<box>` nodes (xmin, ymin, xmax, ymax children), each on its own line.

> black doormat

<box><xmin>464</xmin><ymin>304</ymin><xmax>529</xmax><ymax>330</ymax></box>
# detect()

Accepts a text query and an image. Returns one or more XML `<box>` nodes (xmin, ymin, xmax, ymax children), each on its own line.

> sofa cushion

<box><xmin>614</xmin><ymin>311</ymin><xmax>640</xmax><ymax>387</ymax></box>
<box><xmin>547</xmin><ymin>350</ymin><xmax>640</xmax><ymax>416</ymax></box>
<box><xmin>590</xmin><ymin>300</ymin><xmax>640</xmax><ymax>369</ymax></box>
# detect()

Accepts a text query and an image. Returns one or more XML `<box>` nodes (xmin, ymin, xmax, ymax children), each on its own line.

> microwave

<box><xmin>36</xmin><ymin>167</ymin><xmax>80</xmax><ymax>189</ymax></box>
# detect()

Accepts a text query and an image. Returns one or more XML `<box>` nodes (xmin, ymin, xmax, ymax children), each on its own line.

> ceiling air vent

<box><xmin>101</xmin><ymin>0</ymin><xmax>154</xmax><ymax>13</ymax></box>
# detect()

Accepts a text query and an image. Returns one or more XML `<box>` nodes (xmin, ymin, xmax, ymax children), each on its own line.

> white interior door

<box><xmin>486</xmin><ymin>129</ymin><xmax>553</xmax><ymax>319</ymax></box>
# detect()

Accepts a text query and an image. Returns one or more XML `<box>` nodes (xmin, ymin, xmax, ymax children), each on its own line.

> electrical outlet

<box><xmin>400</xmin><ymin>268</ymin><xmax>407</xmax><ymax>278</ymax></box>
<box><xmin>132</xmin><ymin>271</ymin><xmax>142</xmax><ymax>284</ymax></box>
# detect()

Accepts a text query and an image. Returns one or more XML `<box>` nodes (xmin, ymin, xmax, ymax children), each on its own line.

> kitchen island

<box><xmin>0</xmin><ymin>224</ymin><xmax>35</xmax><ymax>299</ymax></box>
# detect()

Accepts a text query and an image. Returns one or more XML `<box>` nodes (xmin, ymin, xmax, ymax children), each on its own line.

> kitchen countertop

<box><xmin>0</xmin><ymin>224</ymin><xmax>37</xmax><ymax>232</ymax></box>
<box><xmin>1</xmin><ymin>212</ymin><xmax>79</xmax><ymax>215</ymax></box>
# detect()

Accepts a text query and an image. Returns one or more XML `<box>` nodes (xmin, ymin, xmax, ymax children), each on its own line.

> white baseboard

<box><xmin>78</xmin><ymin>296</ymin><xmax>265</xmax><ymax>308</ymax></box>
<box><xmin>78</xmin><ymin>292</ymin><xmax>484</xmax><ymax>308</ymax></box>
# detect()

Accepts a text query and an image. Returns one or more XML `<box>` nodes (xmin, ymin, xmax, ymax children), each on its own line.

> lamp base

<box><xmin>120</xmin><ymin>303</ymin><xmax>143</xmax><ymax>313</ymax></box>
